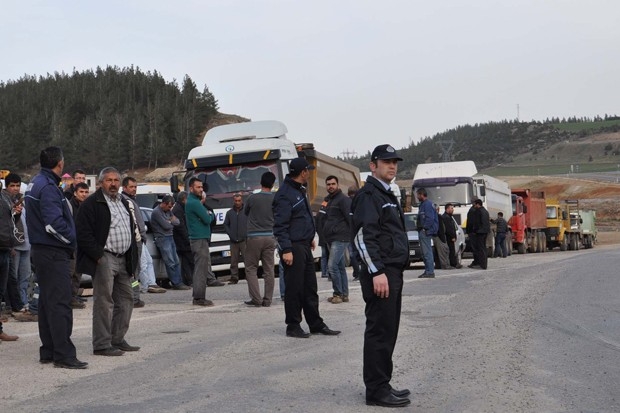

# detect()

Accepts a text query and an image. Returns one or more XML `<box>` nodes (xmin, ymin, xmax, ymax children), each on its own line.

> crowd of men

<box><xmin>2</xmin><ymin>143</ymin><xmax>514</xmax><ymax>408</ymax></box>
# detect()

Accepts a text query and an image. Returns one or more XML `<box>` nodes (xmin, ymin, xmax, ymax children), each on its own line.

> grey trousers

<box><xmin>92</xmin><ymin>253</ymin><xmax>134</xmax><ymax>350</ymax></box>
<box><xmin>229</xmin><ymin>240</ymin><xmax>247</xmax><ymax>280</ymax></box>
<box><xmin>244</xmin><ymin>236</ymin><xmax>276</xmax><ymax>304</ymax></box>
<box><xmin>190</xmin><ymin>239</ymin><xmax>216</xmax><ymax>300</ymax></box>
<box><xmin>432</xmin><ymin>236</ymin><xmax>451</xmax><ymax>269</ymax></box>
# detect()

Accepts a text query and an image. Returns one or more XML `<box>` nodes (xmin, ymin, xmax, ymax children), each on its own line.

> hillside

<box><xmin>348</xmin><ymin>118</ymin><xmax>620</xmax><ymax>179</ymax></box>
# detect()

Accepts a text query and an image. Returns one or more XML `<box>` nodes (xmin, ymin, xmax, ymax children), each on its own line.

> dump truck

<box><xmin>170</xmin><ymin>120</ymin><xmax>361</xmax><ymax>273</ymax></box>
<box><xmin>411</xmin><ymin>161</ymin><xmax>513</xmax><ymax>256</ymax></box>
<box><xmin>579</xmin><ymin>209</ymin><xmax>597</xmax><ymax>249</ymax></box>
<box><xmin>545</xmin><ymin>199</ymin><xmax>584</xmax><ymax>251</ymax></box>
<box><xmin>509</xmin><ymin>189</ymin><xmax>547</xmax><ymax>254</ymax></box>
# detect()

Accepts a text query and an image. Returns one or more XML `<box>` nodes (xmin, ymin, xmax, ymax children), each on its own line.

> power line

<box><xmin>340</xmin><ymin>148</ymin><xmax>358</xmax><ymax>159</ymax></box>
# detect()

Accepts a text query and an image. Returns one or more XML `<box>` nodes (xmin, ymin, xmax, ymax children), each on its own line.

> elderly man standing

<box><xmin>76</xmin><ymin>167</ymin><xmax>140</xmax><ymax>357</ymax></box>
<box><xmin>25</xmin><ymin>146</ymin><xmax>84</xmax><ymax>367</ymax></box>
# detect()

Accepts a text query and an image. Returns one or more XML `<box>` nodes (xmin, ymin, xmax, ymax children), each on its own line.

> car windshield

<box><xmin>404</xmin><ymin>214</ymin><xmax>418</xmax><ymax>231</ymax></box>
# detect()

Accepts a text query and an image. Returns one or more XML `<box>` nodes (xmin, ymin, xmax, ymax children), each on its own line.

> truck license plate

<box><xmin>410</xmin><ymin>250</ymin><xmax>415</xmax><ymax>255</ymax></box>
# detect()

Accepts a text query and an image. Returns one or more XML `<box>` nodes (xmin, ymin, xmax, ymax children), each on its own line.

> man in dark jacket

<box><xmin>469</xmin><ymin>199</ymin><xmax>490</xmax><ymax>269</ymax></box>
<box><xmin>493</xmin><ymin>212</ymin><xmax>509</xmax><ymax>258</ymax></box>
<box><xmin>76</xmin><ymin>167</ymin><xmax>140</xmax><ymax>357</ymax></box>
<box><xmin>172</xmin><ymin>191</ymin><xmax>194</xmax><ymax>286</ymax></box>
<box><xmin>352</xmin><ymin>144</ymin><xmax>410</xmax><ymax>408</ymax></box>
<box><xmin>25</xmin><ymin>146</ymin><xmax>85</xmax><ymax>368</ymax></box>
<box><xmin>1</xmin><ymin>173</ymin><xmax>24</xmax><ymax>313</ymax></box>
<box><xmin>273</xmin><ymin>157</ymin><xmax>340</xmax><ymax>339</ymax></box>
<box><xmin>68</xmin><ymin>181</ymin><xmax>90</xmax><ymax>309</ymax></box>
<box><xmin>0</xmin><ymin>175</ymin><xmax>23</xmax><ymax>338</ymax></box>
<box><xmin>223</xmin><ymin>194</ymin><xmax>247</xmax><ymax>284</ymax></box>
<box><xmin>318</xmin><ymin>175</ymin><xmax>352</xmax><ymax>303</ymax></box>
<box><xmin>443</xmin><ymin>203</ymin><xmax>462</xmax><ymax>268</ymax></box>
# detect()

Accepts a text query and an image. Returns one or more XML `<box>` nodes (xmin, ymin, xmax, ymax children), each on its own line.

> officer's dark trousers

<box><xmin>473</xmin><ymin>233</ymin><xmax>488</xmax><ymax>269</ymax></box>
<box><xmin>31</xmin><ymin>244</ymin><xmax>77</xmax><ymax>362</ymax></box>
<box><xmin>283</xmin><ymin>242</ymin><xmax>324</xmax><ymax>332</ymax></box>
<box><xmin>360</xmin><ymin>264</ymin><xmax>403</xmax><ymax>399</ymax></box>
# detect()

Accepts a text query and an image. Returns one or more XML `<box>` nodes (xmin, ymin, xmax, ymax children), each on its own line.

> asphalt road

<box><xmin>2</xmin><ymin>245</ymin><xmax>620</xmax><ymax>412</ymax></box>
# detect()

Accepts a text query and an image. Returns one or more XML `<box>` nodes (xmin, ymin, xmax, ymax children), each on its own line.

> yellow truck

<box><xmin>545</xmin><ymin>199</ymin><xmax>582</xmax><ymax>251</ymax></box>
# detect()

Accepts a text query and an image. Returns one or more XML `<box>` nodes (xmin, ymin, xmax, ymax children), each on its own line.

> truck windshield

<box><xmin>546</xmin><ymin>206</ymin><xmax>557</xmax><ymax>219</ymax></box>
<box><xmin>412</xmin><ymin>182</ymin><xmax>473</xmax><ymax>206</ymax></box>
<box><xmin>189</xmin><ymin>161</ymin><xmax>279</xmax><ymax>209</ymax></box>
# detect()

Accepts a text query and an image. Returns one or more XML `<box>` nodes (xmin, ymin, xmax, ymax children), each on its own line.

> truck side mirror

<box><xmin>400</xmin><ymin>187</ymin><xmax>407</xmax><ymax>210</ymax></box>
<box><xmin>170</xmin><ymin>176</ymin><xmax>179</xmax><ymax>193</ymax></box>
<box><xmin>562</xmin><ymin>211</ymin><xmax>568</xmax><ymax>220</ymax></box>
<box><xmin>479</xmin><ymin>187</ymin><xmax>486</xmax><ymax>197</ymax></box>
<box><xmin>523</xmin><ymin>205</ymin><xmax>528</xmax><ymax>214</ymax></box>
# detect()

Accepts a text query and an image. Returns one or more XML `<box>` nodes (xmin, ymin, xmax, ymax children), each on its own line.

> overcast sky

<box><xmin>2</xmin><ymin>0</ymin><xmax>619</xmax><ymax>158</ymax></box>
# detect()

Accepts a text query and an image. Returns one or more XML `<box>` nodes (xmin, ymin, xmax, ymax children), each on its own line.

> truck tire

<box><xmin>540</xmin><ymin>233</ymin><xmax>546</xmax><ymax>253</ymax></box>
<box><xmin>528</xmin><ymin>233</ymin><xmax>538</xmax><ymax>253</ymax></box>
<box><xmin>575</xmin><ymin>234</ymin><xmax>580</xmax><ymax>250</ymax></box>
<box><xmin>560</xmin><ymin>235</ymin><xmax>568</xmax><ymax>251</ymax></box>
<box><xmin>569</xmin><ymin>233</ymin><xmax>577</xmax><ymax>251</ymax></box>
<box><xmin>517</xmin><ymin>243</ymin><xmax>526</xmax><ymax>254</ymax></box>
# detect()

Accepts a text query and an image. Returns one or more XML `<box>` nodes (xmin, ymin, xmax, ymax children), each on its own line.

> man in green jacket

<box><xmin>185</xmin><ymin>178</ymin><xmax>221</xmax><ymax>306</ymax></box>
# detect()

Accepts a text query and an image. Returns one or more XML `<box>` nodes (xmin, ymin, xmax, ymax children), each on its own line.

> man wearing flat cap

<box><xmin>273</xmin><ymin>157</ymin><xmax>341</xmax><ymax>338</ymax></box>
<box><xmin>351</xmin><ymin>144</ymin><xmax>411</xmax><ymax>407</ymax></box>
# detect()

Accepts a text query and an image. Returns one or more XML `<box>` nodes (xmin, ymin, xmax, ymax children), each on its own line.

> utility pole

<box><xmin>437</xmin><ymin>139</ymin><xmax>454</xmax><ymax>162</ymax></box>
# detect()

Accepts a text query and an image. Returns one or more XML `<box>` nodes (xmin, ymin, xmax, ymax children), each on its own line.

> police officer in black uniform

<box><xmin>351</xmin><ymin>144</ymin><xmax>410</xmax><ymax>408</ymax></box>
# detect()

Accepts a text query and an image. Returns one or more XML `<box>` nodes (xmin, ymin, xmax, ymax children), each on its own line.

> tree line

<box><xmin>0</xmin><ymin>66</ymin><xmax>218</xmax><ymax>173</ymax></box>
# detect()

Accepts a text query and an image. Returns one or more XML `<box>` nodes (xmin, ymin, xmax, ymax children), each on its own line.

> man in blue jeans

<box><xmin>318</xmin><ymin>175</ymin><xmax>352</xmax><ymax>304</ymax></box>
<box><xmin>150</xmin><ymin>195</ymin><xmax>190</xmax><ymax>290</ymax></box>
<box><xmin>416</xmin><ymin>188</ymin><xmax>438</xmax><ymax>278</ymax></box>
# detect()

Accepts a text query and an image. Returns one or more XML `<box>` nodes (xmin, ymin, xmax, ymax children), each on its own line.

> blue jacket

<box><xmin>417</xmin><ymin>199</ymin><xmax>439</xmax><ymax>236</ymax></box>
<box><xmin>25</xmin><ymin>168</ymin><xmax>76</xmax><ymax>251</ymax></box>
<box><xmin>351</xmin><ymin>176</ymin><xmax>409</xmax><ymax>276</ymax></box>
<box><xmin>273</xmin><ymin>175</ymin><xmax>315</xmax><ymax>254</ymax></box>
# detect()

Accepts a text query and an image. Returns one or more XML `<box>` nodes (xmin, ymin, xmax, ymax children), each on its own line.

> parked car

<box><xmin>403</xmin><ymin>212</ymin><xmax>465</xmax><ymax>267</ymax></box>
<box><xmin>404</xmin><ymin>213</ymin><xmax>423</xmax><ymax>264</ymax></box>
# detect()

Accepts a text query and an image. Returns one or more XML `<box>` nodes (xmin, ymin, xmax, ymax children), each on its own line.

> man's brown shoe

<box><xmin>70</xmin><ymin>298</ymin><xmax>86</xmax><ymax>309</ymax></box>
<box><xmin>13</xmin><ymin>311</ymin><xmax>37</xmax><ymax>322</ymax></box>
<box><xmin>147</xmin><ymin>285</ymin><xmax>167</xmax><ymax>293</ymax></box>
<box><xmin>0</xmin><ymin>332</ymin><xmax>19</xmax><ymax>341</ymax></box>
